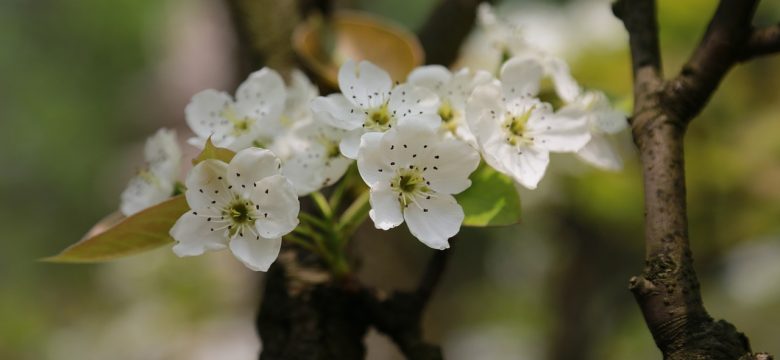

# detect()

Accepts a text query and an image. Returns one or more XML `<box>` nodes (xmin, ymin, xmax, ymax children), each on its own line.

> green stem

<box><xmin>311</xmin><ymin>191</ymin><xmax>333</xmax><ymax>219</ymax></box>
<box><xmin>299</xmin><ymin>212</ymin><xmax>331</xmax><ymax>232</ymax></box>
<box><xmin>337</xmin><ymin>190</ymin><xmax>371</xmax><ymax>244</ymax></box>
<box><xmin>328</xmin><ymin>174</ymin><xmax>352</xmax><ymax>212</ymax></box>
<box><xmin>282</xmin><ymin>234</ymin><xmax>320</xmax><ymax>254</ymax></box>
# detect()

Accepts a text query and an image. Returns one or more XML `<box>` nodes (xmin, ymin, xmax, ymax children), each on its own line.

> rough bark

<box><xmin>256</xmin><ymin>247</ymin><xmax>449</xmax><ymax>360</ymax></box>
<box><xmin>613</xmin><ymin>0</ymin><xmax>777</xmax><ymax>358</ymax></box>
<box><xmin>257</xmin><ymin>252</ymin><xmax>369</xmax><ymax>360</ymax></box>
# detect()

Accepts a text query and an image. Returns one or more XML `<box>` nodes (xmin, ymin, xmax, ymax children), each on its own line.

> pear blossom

<box><xmin>120</xmin><ymin>128</ymin><xmax>182</xmax><ymax>216</ymax></box>
<box><xmin>252</xmin><ymin>69</ymin><xmax>319</xmax><ymax>159</ymax></box>
<box><xmin>357</xmin><ymin>121</ymin><xmax>480</xmax><ymax>250</ymax></box>
<box><xmin>311</xmin><ymin>60</ymin><xmax>441</xmax><ymax>159</ymax></box>
<box><xmin>407</xmin><ymin>65</ymin><xmax>494</xmax><ymax>146</ymax></box>
<box><xmin>282</xmin><ymin>120</ymin><xmax>353</xmax><ymax>195</ymax></box>
<box><xmin>185</xmin><ymin>68</ymin><xmax>285</xmax><ymax>151</ymax></box>
<box><xmin>477</xmin><ymin>2</ymin><xmax>528</xmax><ymax>58</ymax></box>
<box><xmin>558</xmin><ymin>90</ymin><xmax>628</xmax><ymax>170</ymax></box>
<box><xmin>170</xmin><ymin>148</ymin><xmax>299</xmax><ymax>271</ymax></box>
<box><xmin>466</xmin><ymin>57</ymin><xmax>590</xmax><ymax>189</ymax></box>
<box><xmin>477</xmin><ymin>3</ymin><xmax>580</xmax><ymax>103</ymax></box>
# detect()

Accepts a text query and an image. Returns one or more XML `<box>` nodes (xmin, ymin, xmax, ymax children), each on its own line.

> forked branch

<box><xmin>613</xmin><ymin>0</ymin><xmax>777</xmax><ymax>358</ymax></box>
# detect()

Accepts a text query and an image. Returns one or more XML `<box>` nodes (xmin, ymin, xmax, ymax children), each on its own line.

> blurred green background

<box><xmin>1</xmin><ymin>0</ymin><xmax>779</xmax><ymax>359</ymax></box>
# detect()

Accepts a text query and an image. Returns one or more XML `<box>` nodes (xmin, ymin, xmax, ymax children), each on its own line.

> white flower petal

<box><xmin>407</xmin><ymin>65</ymin><xmax>452</xmax><ymax>90</ymax></box>
<box><xmin>250</xmin><ymin>175</ymin><xmax>300</xmax><ymax>239</ymax></box>
<box><xmin>338</xmin><ymin>60</ymin><xmax>392</xmax><ymax>109</ymax></box>
<box><xmin>144</xmin><ymin>128</ymin><xmax>181</xmax><ymax>180</ymax></box>
<box><xmin>544</xmin><ymin>57</ymin><xmax>581</xmax><ymax>103</ymax></box>
<box><xmin>170</xmin><ymin>213</ymin><xmax>229</xmax><ymax>257</ymax></box>
<box><xmin>227</xmin><ymin>147</ymin><xmax>281</xmax><ymax>196</ymax></box>
<box><xmin>388</xmin><ymin>84</ymin><xmax>441</xmax><ymax>129</ymax></box>
<box><xmin>500</xmin><ymin>56</ymin><xmax>544</xmax><ymax>99</ymax></box>
<box><xmin>378</xmin><ymin>120</ymin><xmax>439</xmax><ymax>171</ymax></box>
<box><xmin>594</xmin><ymin>109</ymin><xmax>628</xmax><ymax>134</ymax></box>
<box><xmin>528</xmin><ymin>111</ymin><xmax>590</xmax><ymax>153</ymax></box>
<box><xmin>339</xmin><ymin>128</ymin><xmax>364</xmax><ymax>159</ymax></box>
<box><xmin>282</xmin><ymin>125</ymin><xmax>352</xmax><ymax>195</ymax></box>
<box><xmin>446</xmin><ymin>68</ymin><xmax>495</xmax><ymax>109</ymax></box>
<box><xmin>286</xmin><ymin>69</ymin><xmax>319</xmax><ymax>120</ymax></box>
<box><xmin>577</xmin><ymin>134</ymin><xmax>623</xmax><ymax>171</ymax></box>
<box><xmin>234</xmin><ymin>68</ymin><xmax>286</xmax><ymax>123</ymax></box>
<box><xmin>279</xmin><ymin>139</ymin><xmax>325</xmax><ymax>195</ymax></box>
<box><xmin>184</xmin><ymin>160</ymin><xmax>232</xmax><ymax>210</ymax></box>
<box><xmin>423</xmin><ymin>137</ymin><xmax>480</xmax><ymax>194</ymax></box>
<box><xmin>311</xmin><ymin>94</ymin><xmax>365</xmax><ymax>131</ymax></box>
<box><xmin>483</xmin><ymin>138</ymin><xmax>550</xmax><ymax>189</ymax></box>
<box><xmin>403</xmin><ymin>193</ymin><xmax>462</xmax><ymax>250</ymax></box>
<box><xmin>119</xmin><ymin>175</ymin><xmax>173</xmax><ymax>216</ymax></box>
<box><xmin>187</xmin><ymin>136</ymin><xmax>206</xmax><ymax>149</ymax></box>
<box><xmin>229</xmin><ymin>234</ymin><xmax>281</xmax><ymax>271</ymax></box>
<box><xmin>322</xmin><ymin>156</ymin><xmax>353</xmax><ymax>185</ymax></box>
<box><xmin>357</xmin><ymin>132</ymin><xmax>394</xmax><ymax>186</ymax></box>
<box><xmin>368</xmin><ymin>183</ymin><xmax>404</xmax><ymax>230</ymax></box>
<box><xmin>185</xmin><ymin>89</ymin><xmax>233</xmax><ymax>140</ymax></box>
<box><xmin>466</xmin><ymin>82</ymin><xmax>505</xmax><ymax>143</ymax></box>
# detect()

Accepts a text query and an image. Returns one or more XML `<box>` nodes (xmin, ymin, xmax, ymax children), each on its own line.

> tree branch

<box><xmin>664</xmin><ymin>0</ymin><xmax>759</xmax><ymax>123</ymax></box>
<box><xmin>612</xmin><ymin>0</ymin><xmax>663</xmax><ymax>114</ymax></box>
<box><xmin>417</xmin><ymin>0</ymin><xmax>493</xmax><ymax>66</ymax></box>
<box><xmin>366</xmin><ymin>250</ymin><xmax>450</xmax><ymax>360</ymax></box>
<box><xmin>614</xmin><ymin>0</ymin><xmax>774</xmax><ymax>358</ymax></box>
<box><xmin>257</xmin><ymin>249</ymin><xmax>369</xmax><ymax>360</ymax></box>
<box><xmin>741</xmin><ymin>24</ymin><xmax>780</xmax><ymax>61</ymax></box>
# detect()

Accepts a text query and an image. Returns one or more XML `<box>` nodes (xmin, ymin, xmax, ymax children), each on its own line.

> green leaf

<box><xmin>192</xmin><ymin>137</ymin><xmax>235</xmax><ymax>165</ymax></box>
<box><xmin>456</xmin><ymin>163</ymin><xmax>522</xmax><ymax>227</ymax></box>
<box><xmin>43</xmin><ymin>195</ymin><xmax>189</xmax><ymax>263</ymax></box>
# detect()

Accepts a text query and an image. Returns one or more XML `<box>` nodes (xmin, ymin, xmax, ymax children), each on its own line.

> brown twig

<box><xmin>613</xmin><ymin>0</ymin><xmax>777</xmax><ymax>358</ymax></box>
<box><xmin>742</xmin><ymin>24</ymin><xmax>780</xmax><ymax>61</ymax></box>
<box><xmin>664</xmin><ymin>0</ymin><xmax>759</xmax><ymax>123</ymax></box>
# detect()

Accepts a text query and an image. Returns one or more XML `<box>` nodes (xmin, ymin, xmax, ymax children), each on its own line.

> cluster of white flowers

<box><xmin>118</xmin><ymin>2</ymin><xmax>626</xmax><ymax>271</ymax></box>
<box><xmin>120</xmin><ymin>128</ymin><xmax>181</xmax><ymax>216</ymax></box>
<box><xmin>475</xmin><ymin>3</ymin><xmax>628</xmax><ymax>172</ymax></box>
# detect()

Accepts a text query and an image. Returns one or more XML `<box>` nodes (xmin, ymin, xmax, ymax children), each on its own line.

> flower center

<box><xmin>364</xmin><ymin>104</ymin><xmax>393</xmax><ymax>131</ymax></box>
<box><xmin>504</xmin><ymin>106</ymin><xmax>534</xmax><ymax>146</ymax></box>
<box><xmin>324</xmin><ymin>140</ymin><xmax>341</xmax><ymax>159</ymax></box>
<box><xmin>137</xmin><ymin>169</ymin><xmax>160</xmax><ymax>185</ymax></box>
<box><xmin>391</xmin><ymin>168</ymin><xmax>430</xmax><ymax>207</ymax></box>
<box><xmin>438</xmin><ymin>101</ymin><xmax>460</xmax><ymax>134</ymax></box>
<box><xmin>252</xmin><ymin>136</ymin><xmax>273</xmax><ymax>149</ymax></box>
<box><xmin>438</xmin><ymin>102</ymin><xmax>454</xmax><ymax>123</ymax></box>
<box><xmin>221</xmin><ymin>107</ymin><xmax>254</xmax><ymax>136</ymax></box>
<box><xmin>227</xmin><ymin>201</ymin><xmax>253</xmax><ymax>225</ymax></box>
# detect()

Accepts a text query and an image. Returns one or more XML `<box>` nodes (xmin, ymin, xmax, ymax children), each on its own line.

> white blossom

<box><xmin>407</xmin><ymin>65</ymin><xmax>494</xmax><ymax>147</ymax></box>
<box><xmin>311</xmin><ymin>60</ymin><xmax>441</xmax><ymax>159</ymax></box>
<box><xmin>558</xmin><ymin>90</ymin><xmax>628</xmax><ymax>170</ymax></box>
<box><xmin>253</xmin><ymin>69</ymin><xmax>319</xmax><ymax>159</ymax></box>
<box><xmin>466</xmin><ymin>57</ymin><xmax>590</xmax><ymax>189</ymax></box>
<box><xmin>169</xmin><ymin>148</ymin><xmax>299</xmax><ymax>271</ymax></box>
<box><xmin>477</xmin><ymin>3</ymin><xmax>581</xmax><ymax>103</ymax></box>
<box><xmin>185</xmin><ymin>68</ymin><xmax>285</xmax><ymax>151</ymax></box>
<box><xmin>357</xmin><ymin>121</ymin><xmax>480</xmax><ymax>249</ymax></box>
<box><xmin>120</xmin><ymin>128</ymin><xmax>181</xmax><ymax>216</ymax></box>
<box><xmin>282</xmin><ymin>120</ymin><xmax>353</xmax><ymax>195</ymax></box>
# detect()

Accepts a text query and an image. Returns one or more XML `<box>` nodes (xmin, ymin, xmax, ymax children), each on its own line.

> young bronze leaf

<box><xmin>456</xmin><ymin>163</ymin><xmax>522</xmax><ymax>227</ymax></box>
<box><xmin>192</xmin><ymin>137</ymin><xmax>236</xmax><ymax>165</ymax></box>
<box><xmin>43</xmin><ymin>195</ymin><xmax>189</xmax><ymax>263</ymax></box>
